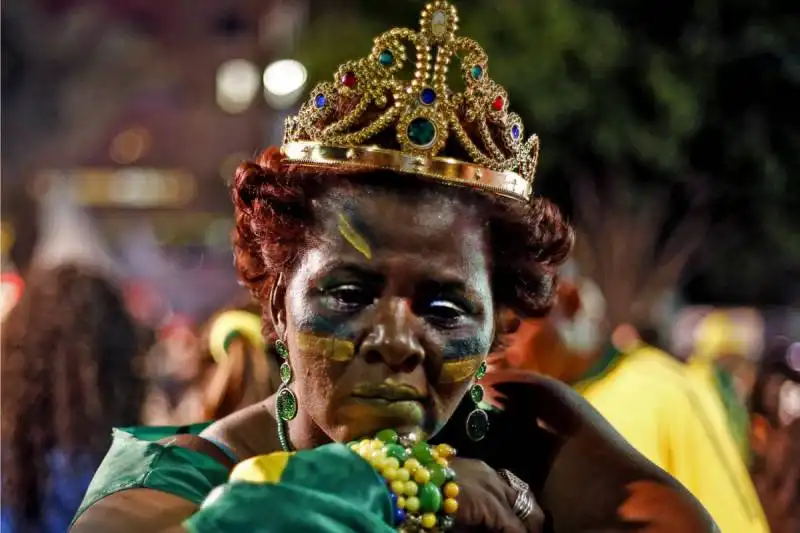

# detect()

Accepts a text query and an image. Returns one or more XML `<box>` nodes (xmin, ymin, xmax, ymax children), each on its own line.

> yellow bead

<box><xmin>435</xmin><ymin>443</ymin><xmax>456</xmax><ymax>459</ymax></box>
<box><xmin>397</xmin><ymin>496</ymin><xmax>406</xmax><ymax>509</ymax></box>
<box><xmin>404</xmin><ymin>458</ymin><xmax>421</xmax><ymax>473</ymax></box>
<box><xmin>443</xmin><ymin>498</ymin><xmax>458</xmax><ymax>514</ymax></box>
<box><xmin>443</xmin><ymin>482</ymin><xmax>459</xmax><ymax>499</ymax></box>
<box><xmin>421</xmin><ymin>513</ymin><xmax>437</xmax><ymax>529</ymax></box>
<box><xmin>404</xmin><ymin>480</ymin><xmax>419</xmax><ymax>496</ymax></box>
<box><xmin>391</xmin><ymin>481</ymin><xmax>406</xmax><ymax>495</ymax></box>
<box><xmin>436</xmin><ymin>457</ymin><xmax>448</xmax><ymax>467</ymax></box>
<box><xmin>370</xmin><ymin>439</ymin><xmax>385</xmax><ymax>450</ymax></box>
<box><xmin>414</xmin><ymin>467</ymin><xmax>430</xmax><ymax>484</ymax></box>
<box><xmin>405</xmin><ymin>496</ymin><xmax>420</xmax><ymax>513</ymax></box>
<box><xmin>383</xmin><ymin>467</ymin><xmax>398</xmax><ymax>481</ymax></box>
<box><xmin>395</xmin><ymin>468</ymin><xmax>410</xmax><ymax>482</ymax></box>
<box><xmin>384</xmin><ymin>457</ymin><xmax>400</xmax><ymax>470</ymax></box>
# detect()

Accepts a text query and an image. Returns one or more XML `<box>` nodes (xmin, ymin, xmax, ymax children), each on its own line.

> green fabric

<box><xmin>184</xmin><ymin>443</ymin><xmax>395</xmax><ymax>533</ymax></box>
<box><xmin>711</xmin><ymin>364</ymin><xmax>751</xmax><ymax>460</ymax></box>
<box><xmin>72</xmin><ymin>423</ymin><xmax>229</xmax><ymax>525</ymax></box>
<box><xmin>571</xmin><ymin>343</ymin><xmax>625</xmax><ymax>389</ymax></box>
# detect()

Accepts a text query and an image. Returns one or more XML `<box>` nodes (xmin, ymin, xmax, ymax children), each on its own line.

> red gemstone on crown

<box><xmin>342</xmin><ymin>71</ymin><xmax>357</xmax><ymax>88</ymax></box>
<box><xmin>492</xmin><ymin>96</ymin><xmax>504</xmax><ymax>111</ymax></box>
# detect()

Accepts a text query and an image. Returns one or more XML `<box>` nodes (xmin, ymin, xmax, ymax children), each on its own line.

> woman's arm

<box><xmin>70</xmin><ymin>489</ymin><xmax>198</xmax><ymax>533</ymax></box>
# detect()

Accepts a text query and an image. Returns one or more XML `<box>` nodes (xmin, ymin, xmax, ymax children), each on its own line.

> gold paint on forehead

<box><xmin>337</xmin><ymin>213</ymin><xmax>372</xmax><ymax>260</ymax></box>
<box><xmin>440</xmin><ymin>356</ymin><xmax>482</xmax><ymax>383</ymax></box>
<box><xmin>297</xmin><ymin>332</ymin><xmax>355</xmax><ymax>362</ymax></box>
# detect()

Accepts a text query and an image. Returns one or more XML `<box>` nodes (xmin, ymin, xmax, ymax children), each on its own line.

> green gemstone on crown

<box><xmin>407</xmin><ymin>117</ymin><xmax>436</xmax><ymax>147</ymax></box>
<box><xmin>378</xmin><ymin>50</ymin><xmax>394</xmax><ymax>66</ymax></box>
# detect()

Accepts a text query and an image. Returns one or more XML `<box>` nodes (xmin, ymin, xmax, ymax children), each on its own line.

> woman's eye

<box><xmin>322</xmin><ymin>284</ymin><xmax>374</xmax><ymax>311</ymax></box>
<box><xmin>424</xmin><ymin>299</ymin><xmax>468</xmax><ymax>327</ymax></box>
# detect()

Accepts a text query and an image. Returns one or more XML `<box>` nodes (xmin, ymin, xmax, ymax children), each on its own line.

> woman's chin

<box><xmin>336</xmin><ymin>398</ymin><xmax>428</xmax><ymax>439</ymax></box>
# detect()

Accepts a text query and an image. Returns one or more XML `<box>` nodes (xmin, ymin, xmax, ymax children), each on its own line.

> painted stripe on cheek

<box><xmin>296</xmin><ymin>332</ymin><xmax>355</xmax><ymax>362</ymax></box>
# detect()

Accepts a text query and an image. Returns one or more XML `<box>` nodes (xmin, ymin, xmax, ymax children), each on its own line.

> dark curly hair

<box><xmin>231</xmin><ymin>146</ymin><xmax>574</xmax><ymax>346</ymax></box>
<box><xmin>1</xmin><ymin>264</ymin><xmax>144</xmax><ymax>529</ymax></box>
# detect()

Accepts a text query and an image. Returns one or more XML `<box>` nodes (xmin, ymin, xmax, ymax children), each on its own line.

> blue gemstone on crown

<box><xmin>408</xmin><ymin>117</ymin><xmax>436</xmax><ymax>147</ymax></box>
<box><xmin>314</xmin><ymin>93</ymin><xmax>327</xmax><ymax>109</ymax></box>
<box><xmin>470</xmin><ymin>65</ymin><xmax>484</xmax><ymax>80</ymax></box>
<box><xmin>512</xmin><ymin>124</ymin><xmax>521</xmax><ymax>140</ymax></box>
<box><xmin>379</xmin><ymin>50</ymin><xmax>394</xmax><ymax>66</ymax></box>
<box><xmin>420</xmin><ymin>88</ymin><xmax>436</xmax><ymax>105</ymax></box>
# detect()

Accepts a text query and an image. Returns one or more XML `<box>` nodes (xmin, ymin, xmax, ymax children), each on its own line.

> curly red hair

<box><xmin>231</xmin><ymin>146</ymin><xmax>573</xmax><ymax>341</ymax></box>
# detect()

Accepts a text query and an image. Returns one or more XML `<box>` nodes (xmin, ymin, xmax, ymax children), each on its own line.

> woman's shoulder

<box><xmin>71</xmin><ymin>423</ymin><xmax>231</xmax><ymax>528</ymax></box>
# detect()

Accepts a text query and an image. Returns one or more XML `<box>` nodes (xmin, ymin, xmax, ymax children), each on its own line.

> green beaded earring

<box><xmin>465</xmin><ymin>360</ymin><xmax>489</xmax><ymax>441</ymax></box>
<box><xmin>275</xmin><ymin>339</ymin><xmax>297</xmax><ymax>451</ymax></box>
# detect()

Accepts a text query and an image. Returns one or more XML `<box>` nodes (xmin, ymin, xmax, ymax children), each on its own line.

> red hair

<box><xmin>231</xmin><ymin>146</ymin><xmax>574</xmax><ymax>340</ymax></box>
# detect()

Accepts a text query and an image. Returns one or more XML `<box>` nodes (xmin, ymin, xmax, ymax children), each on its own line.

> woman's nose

<box><xmin>358</xmin><ymin>298</ymin><xmax>424</xmax><ymax>372</ymax></box>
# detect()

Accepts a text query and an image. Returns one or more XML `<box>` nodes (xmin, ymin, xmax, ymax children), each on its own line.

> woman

<box><xmin>1</xmin><ymin>264</ymin><xmax>144</xmax><ymax>533</ymax></box>
<box><xmin>71</xmin><ymin>3</ymin><xmax>714</xmax><ymax>532</ymax></box>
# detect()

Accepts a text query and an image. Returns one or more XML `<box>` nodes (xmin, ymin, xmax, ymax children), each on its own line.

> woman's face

<box><xmin>275</xmin><ymin>185</ymin><xmax>495</xmax><ymax>442</ymax></box>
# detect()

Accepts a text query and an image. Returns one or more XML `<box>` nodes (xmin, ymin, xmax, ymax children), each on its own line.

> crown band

<box><xmin>282</xmin><ymin>142</ymin><xmax>533</xmax><ymax>202</ymax></box>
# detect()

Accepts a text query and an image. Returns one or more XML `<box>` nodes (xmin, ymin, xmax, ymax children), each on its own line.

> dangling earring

<box><xmin>465</xmin><ymin>360</ymin><xmax>489</xmax><ymax>441</ymax></box>
<box><xmin>275</xmin><ymin>339</ymin><xmax>297</xmax><ymax>451</ymax></box>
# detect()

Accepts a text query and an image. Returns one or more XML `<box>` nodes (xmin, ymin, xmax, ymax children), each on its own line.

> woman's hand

<box><xmin>449</xmin><ymin>458</ymin><xmax>544</xmax><ymax>532</ymax></box>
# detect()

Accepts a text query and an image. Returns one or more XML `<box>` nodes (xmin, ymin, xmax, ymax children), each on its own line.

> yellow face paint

<box><xmin>337</xmin><ymin>213</ymin><xmax>372</xmax><ymax>260</ymax></box>
<box><xmin>440</xmin><ymin>357</ymin><xmax>482</xmax><ymax>383</ymax></box>
<box><xmin>297</xmin><ymin>332</ymin><xmax>355</xmax><ymax>362</ymax></box>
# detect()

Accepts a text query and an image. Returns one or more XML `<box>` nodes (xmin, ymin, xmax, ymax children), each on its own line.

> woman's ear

<box><xmin>268</xmin><ymin>273</ymin><xmax>288</xmax><ymax>339</ymax></box>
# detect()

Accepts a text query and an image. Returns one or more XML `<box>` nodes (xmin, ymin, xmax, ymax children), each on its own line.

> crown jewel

<box><xmin>282</xmin><ymin>1</ymin><xmax>538</xmax><ymax>202</ymax></box>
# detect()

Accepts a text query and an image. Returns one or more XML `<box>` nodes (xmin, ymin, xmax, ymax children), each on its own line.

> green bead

<box><xmin>276</xmin><ymin>387</ymin><xmax>297</xmax><ymax>421</ymax></box>
<box><xmin>376</xmin><ymin>429</ymin><xmax>398</xmax><ymax>444</ymax></box>
<box><xmin>407</xmin><ymin>117</ymin><xmax>436</xmax><ymax>147</ymax></box>
<box><xmin>444</xmin><ymin>467</ymin><xmax>456</xmax><ymax>482</ymax></box>
<box><xmin>385</xmin><ymin>443</ymin><xmax>410</xmax><ymax>462</ymax></box>
<box><xmin>475</xmin><ymin>360</ymin><xmax>487</xmax><ymax>380</ymax></box>
<box><xmin>378</xmin><ymin>50</ymin><xmax>394</xmax><ymax>66</ymax></box>
<box><xmin>412</xmin><ymin>442</ymin><xmax>435</xmax><ymax>464</ymax></box>
<box><xmin>419</xmin><ymin>482</ymin><xmax>442</xmax><ymax>513</ymax></box>
<box><xmin>275</xmin><ymin>340</ymin><xmax>289</xmax><ymax>360</ymax></box>
<box><xmin>470</xmin><ymin>384</ymin><xmax>484</xmax><ymax>404</ymax></box>
<box><xmin>279</xmin><ymin>362</ymin><xmax>292</xmax><ymax>384</ymax></box>
<box><xmin>429</xmin><ymin>463</ymin><xmax>447</xmax><ymax>487</ymax></box>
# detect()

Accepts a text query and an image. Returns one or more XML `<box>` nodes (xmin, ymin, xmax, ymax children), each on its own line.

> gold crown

<box><xmin>281</xmin><ymin>1</ymin><xmax>538</xmax><ymax>203</ymax></box>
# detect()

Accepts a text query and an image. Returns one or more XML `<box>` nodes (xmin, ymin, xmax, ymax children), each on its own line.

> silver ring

<box><xmin>497</xmin><ymin>469</ymin><xmax>535</xmax><ymax>521</ymax></box>
<box><xmin>512</xmin><ymin>490</ymin><xmax>535</xmax><ymax>521</ymax></box>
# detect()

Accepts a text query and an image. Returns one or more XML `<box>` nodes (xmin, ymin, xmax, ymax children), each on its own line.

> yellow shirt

<box><xmin>575</xmin><ymin>344</ymin><xmax>768</xmax><ymax>533</ymax></box>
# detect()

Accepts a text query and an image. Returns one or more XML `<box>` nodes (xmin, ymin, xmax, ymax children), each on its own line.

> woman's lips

<box><xmin>350</xmin><ymin>382</ymin><xmax>426</xmax><ymax>402</ymax></box>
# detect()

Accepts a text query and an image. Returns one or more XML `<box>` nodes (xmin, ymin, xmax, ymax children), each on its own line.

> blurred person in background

<box><xmin>199</xmin><ymin>301</ymin><xmax>280</xmax><ymax>420</ymax></box>
<box><xmin>749</xmin><ymin>338</ymin><xmax>800</xmax><ymax>533</ymax></box>
<box><xmin>687</xmin><ymin>311</ymin><xmax>754</xmax><ymax>459</ymax></box>
<box><xmin>1</xmin><ymin>264</ymin><xmax>145</xmax><ymax>533</ymax></box>
<box><xmin>490</xmin><ymin>271</ymin><xmax>769</xmax><ymax>533</ymax></box>
<box><xmin>140</xmin><ymin>315</ymin><xmax>204</xmax><ymax>425</ymax></box>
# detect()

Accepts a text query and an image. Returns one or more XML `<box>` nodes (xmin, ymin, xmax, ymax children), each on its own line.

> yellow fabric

<box><xmin>230</xmin><ymin>452</ymin><xmax>295</xmax><ymax>484</ymax></box>
<box><xmin>575</xmin><ymin>344</ymin><xmax>768</xmax><ymax>533</ymax></box>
